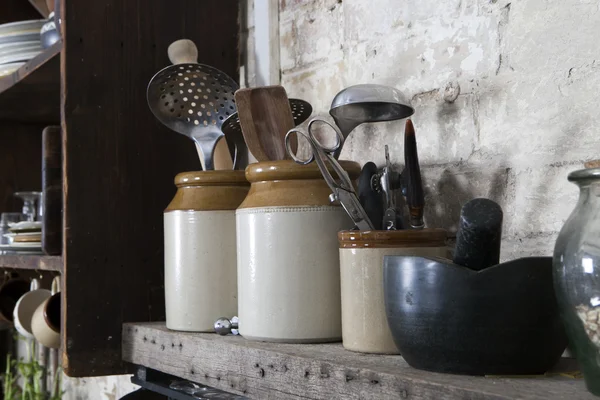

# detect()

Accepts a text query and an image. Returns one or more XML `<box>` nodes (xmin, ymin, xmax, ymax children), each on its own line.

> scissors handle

<box><xmin>285</xmin><ymin>118</ymin><xmax>344</xmax><ymax>164</ymax></box>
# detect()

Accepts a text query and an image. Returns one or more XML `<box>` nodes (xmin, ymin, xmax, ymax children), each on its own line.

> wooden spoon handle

<box><xmin>168</xmin><ymin>39</ymin><xmax>198</xmax><ymax>64</ymax></box>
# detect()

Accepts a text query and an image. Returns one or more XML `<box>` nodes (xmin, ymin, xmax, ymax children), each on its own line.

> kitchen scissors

<box><xmin>284</xmin><ymin>118</ymin><xmax>375</xmax><ymax>231</ymax></box>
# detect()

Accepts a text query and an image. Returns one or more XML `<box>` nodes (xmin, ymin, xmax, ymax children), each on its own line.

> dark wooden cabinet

<box><xmin>0</xmin><ymin>0</ymin><xmax>239</xmax><ymax>377</ymax></box>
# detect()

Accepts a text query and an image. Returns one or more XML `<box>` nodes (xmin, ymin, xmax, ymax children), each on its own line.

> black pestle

<box><xmin>453</xmin><ymin>198</ymin><xmax>503</xmax><ymax>271</ymax></box>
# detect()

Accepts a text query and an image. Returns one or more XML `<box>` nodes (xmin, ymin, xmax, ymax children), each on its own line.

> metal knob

<box><xmin>214</xmin><ymin>316</ymin><xmax>239</xmax><ymax>336</ymax></box>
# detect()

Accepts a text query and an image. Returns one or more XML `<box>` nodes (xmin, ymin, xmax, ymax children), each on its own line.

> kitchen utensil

<box><xmin>221</xmin><ymin>97</ymin><xmax>311</xmax><ymax>168</ymax></box>
<box><xmin>147</xmin><ymin>39</ymin><xmax>238</xmax><ymax>170</ymax></box>
<box><xmin>214</xmin><ymin>316</ymin><xmax>239</xmax><ymax>336</ymax></box>
<box><xmin>329</xmin><ymin>84</ymin><xmax>414</xmax><ymax>158</ymax></box>
<box><xmin>13</xmin><ymin>279</ymin><xmax>51</xmax><ymax>339</ymax></box>
<box><xmin>384</xmin><ymin>255</ymin><xmax>567</xmax><ymax>375</ymax></box>
<box><xmin>234</xmin><ymin>85</ymin><xmax>296</xmax><ymax>161</ymax></box>
<box><xmin>236</xmin><ymin>160</ymin><xmax>359</xmax><ymax>343</ymax></box>
<box><xmin>338</xmin><ymin>229</ymin><xmax>447</xmax><ymax>354</ymax></box>
<box><xmin>165</xmin><ymin>171</ymin><xmax>248</xmax><ymax>332</ymax></box>
<box><xmin>381</xmin><ymin>145</ymin><xmax>401</xmax><ymax>230</ymax></box>
<box><xmin>404</xmin><ymin>119</ymin><xmax>424</xmax><ymax>229</ymax></box>
<box><xmin>32</xmin><ymin>276</ymin><xmax>60</xmax><ymax>348</ymax></box>
<box><xmin>357</xmin><ymin>162</ymin><xmax>384</xmax><ymax>230</ymax></box>
<box><xmin>453</xmin><ymin>198</ymin><xmax>503</xmax><ymax>271</ymax></box>
<box><xmin>285</xmin><ymin>118</ymin><xmax>374</xmax><ymax>230</ymax></box>
<box><xmin>222</xmin><ymin>99</ymin><xmax>312</xmax><ymax>146</ymax></box>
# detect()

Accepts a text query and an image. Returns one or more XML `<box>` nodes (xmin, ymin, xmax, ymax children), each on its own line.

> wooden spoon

<box><xmin>234</xmin><ymin>85</ymin><xmax>296</xmax><ymax>161</ymax></box>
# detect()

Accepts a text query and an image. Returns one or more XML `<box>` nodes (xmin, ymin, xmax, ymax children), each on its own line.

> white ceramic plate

<box><xmin>4</xmin><ymin>242</ymin><xmax>41</xmax><ymax>248</ymax></box>
<box><xmin>0</xmin><ymin>20</ymin><xmax>45</xmax><ymax>36</ymax></box>
<box><xmin>0</xmin><ymin>49</ymin><xmax>41</xmax><ymax>65</ymax></box>
<box><xmin>0</xmin><ymin>40</ymin><xmax>41</xmax><ymax>53</ymax></box>
<box><xmin>0</xmin><ymin>62</ymin><xmax>24</xmax><ymax>77</ymax></box>
<box><xmin>0</xmin><ymin>32</ymin><xmax>40</xmax><ymax>46</ymax></box>
<box><xmin>8</xmin><ymin>221</ymin><xmax>42</xmax><ymax>232</ymax></box>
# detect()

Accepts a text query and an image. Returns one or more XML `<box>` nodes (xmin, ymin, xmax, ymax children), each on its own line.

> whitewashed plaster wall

<box><xmin>59</xmin><ymin>0</ymin><xmax>600</xmax><ymax>397</ymax></box>
<box><xmin>269</xmin><ymin>0</ymin><xmax>600</xmax><ymax>260</ymax></box>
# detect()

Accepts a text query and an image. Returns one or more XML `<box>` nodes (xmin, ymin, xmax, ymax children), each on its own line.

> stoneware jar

<box><xmin>338</xmin><ymin>229</ymin><xmax>448</xmax><ymax>354</ymax></box>
<box><xmin>237</xmin><ymin>160</ymin><xmax>360</xmax><ymax>342</ymax></box>
<box><xmin>164</xmin><ymin>171</ymin><xmax>249</xmax><ymax>332</ymax></box>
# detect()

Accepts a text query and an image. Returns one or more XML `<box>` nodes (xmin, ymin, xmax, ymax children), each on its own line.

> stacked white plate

<box><xmin>0</xmin><ymin>20</ymin><xmax>45</xmax><ymax>78</ymax></box>
<box><xmin>0</xmin><ymin>221</ymin><xmax>43</xmax><ymax>254</ymax></box>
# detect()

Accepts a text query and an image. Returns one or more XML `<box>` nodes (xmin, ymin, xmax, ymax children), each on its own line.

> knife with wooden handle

<box><xmin>404</xmin><ymin>119</ymin><xmax>424</xmax><ymax>229</ymax></box>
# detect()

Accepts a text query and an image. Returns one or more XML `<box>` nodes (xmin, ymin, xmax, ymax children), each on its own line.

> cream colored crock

<box><xmin>339</xmin><ymin>229</ymin><xmax>449</xmax><ymax>354</ymax></box>
<box><xmin>164</xmin><ymin>171</ymin><xmax>249</xmax><ymax>332</ymax></box>
<box><xmin>237</xmin><ymin>160</ymin><xmax>360</xmax><ymax>342</ymax></box>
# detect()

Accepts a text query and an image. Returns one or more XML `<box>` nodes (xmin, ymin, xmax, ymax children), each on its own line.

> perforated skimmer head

<box><xmin>221</xmin><ymin>98</ymin><xmax>313</xmax><ymax>138</ymax></box>
<box><xmin>147</xmin><ymin>63</ymin><xmax>239</xmax><ymax>170</ymax></box>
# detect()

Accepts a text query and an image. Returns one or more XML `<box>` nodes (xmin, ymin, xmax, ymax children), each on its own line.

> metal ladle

<box><xmin>329</xmin><ymin>84</ymin><xmax>415</xmax><ymax>158</ymax></box>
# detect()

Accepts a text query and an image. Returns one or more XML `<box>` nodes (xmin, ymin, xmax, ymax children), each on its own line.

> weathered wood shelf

<box><xmin>0</xmin><ymin>41</ymin><xmax>61</xmax><ymax>123</ymax></box>
<box><xmin>122</xmin><ymin>322</ymin><xmax>595</xmax><ymax>400</ymax></box>
<box><xmin>0</xmin><ymin>254</ymin><xmax>62</xmax><ymax>271</ymax></box>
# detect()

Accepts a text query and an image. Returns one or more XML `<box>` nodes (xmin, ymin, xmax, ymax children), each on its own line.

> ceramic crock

<box><xmin>164</xmin><ymin>170</ymin><xmax>249</xmax><ymax>332</ymax></box>
<box><xmin>338</xmin><ymin>229</ymin><xmax>448</xmax><ymax>354</ymax></box>
<box><xmin>237</xmin><ymin>160</ymin><xmax>360</xmax><ymax>342</ymax></box>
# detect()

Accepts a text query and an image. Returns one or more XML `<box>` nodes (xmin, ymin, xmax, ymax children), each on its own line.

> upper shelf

<box><xmin>0</xmin><ymin>41</ymin><xmax>61</xmax><ymax>123</ymax></box>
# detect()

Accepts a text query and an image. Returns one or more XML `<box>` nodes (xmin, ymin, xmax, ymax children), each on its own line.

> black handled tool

<box><xmin>404</xmin><ymin>119</ymin><xmax>424</xmax><ymax>229</ymax></box>
<box><xmin>453</xmin><ymin>198</ymin><xmax>503</xmax><ymax>271</ymax></box>
<box><xmin>358</xmin><ymin>162</ymin><xmax>383</xmax><ymax>230</ymax></box>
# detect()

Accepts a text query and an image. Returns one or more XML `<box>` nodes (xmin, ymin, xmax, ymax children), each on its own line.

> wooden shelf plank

<box><xmin>122</xmin><ymin>322</ymin><xmax>595</xmax><ymax>400</ymax></box>
<box><xmin>0</xmin><ymin>254</ymin><xmax>62</xmax><ymax>271</ymax></box>
<box><xmin>0</xmin><ymin>41</ymin><xmax>61</xmax><ymax>123</ymax></box>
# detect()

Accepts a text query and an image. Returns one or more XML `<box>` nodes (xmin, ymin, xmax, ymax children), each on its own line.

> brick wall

<box><xmin>247</xmin><ymin>0</ymin><xmax>600</xmax><ymax>261</ymax></box>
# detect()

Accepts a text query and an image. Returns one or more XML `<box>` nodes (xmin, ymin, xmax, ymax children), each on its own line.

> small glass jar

<box><xmin>553</xmin><ymin>167</ymin><xmax>600</xmax><ymax>395</ymax></box>
<box><xmin>237</xmin><ymin>160</ymin><xmax>360</xmax><ymax>342</ymax></box>
<box><xmin>164</xmin><ymin>171</ymin><xmax>249</xmax><ymax>332</ymax></box>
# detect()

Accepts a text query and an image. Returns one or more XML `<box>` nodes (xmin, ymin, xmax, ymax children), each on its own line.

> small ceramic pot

<box><xmin>0</xmin><ymin>276</ymin><xmax>30</xmax><ymax>323</ymax></box>
<box><xmin>32</xmin><ymin>276</ymin><xmax>60</xmax><ymax>348</ymax></box>
<box><xmin>164</xmin><ymin>171</ymin><xmax>249</xmax><ymax>332</ymax></box>
<box><xmin>13</xmin><ymin>279</ymin><xmax>51</xmax><ymax>339</ymax></box>
<box><xmin>237</xmin><ymin>160</ymin><xmax>360</xmax><ymax>343</ymax></box>
<box><xmin>338</xmin><ymin>229</ymin><xmax>448</xmax><ymax>354</ymax></box>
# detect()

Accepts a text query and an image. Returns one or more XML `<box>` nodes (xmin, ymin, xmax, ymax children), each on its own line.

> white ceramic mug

<box><xmin>13</xmin><ymin>279</ymin><xmax>51</xmax><ymax>339</ymax></box>
<box><xmin>32</xmin><ymin>276</ymin><xmax>60</xmax><ymax>348</ymax></box>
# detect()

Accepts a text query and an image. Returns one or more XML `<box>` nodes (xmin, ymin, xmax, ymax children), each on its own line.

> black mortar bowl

<box><xmin>383</xmin><ymin>256</ymin><xmax>567</xmax><ymax>375</ymax></box>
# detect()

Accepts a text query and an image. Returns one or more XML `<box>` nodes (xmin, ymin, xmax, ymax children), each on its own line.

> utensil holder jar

<box><xmin>338</xmin><ymin>229</ymin><xmax>448</xmax><ymax>354</ymax></box>
<box><xmin>237</xmin><ymin>160</ymin><xmax>360</xmax><ymax>342</ymax></box>
<box><xmin>164</xmin><ymin>171</ymin><xmax>249</xmax><ymax>332</ymax></box>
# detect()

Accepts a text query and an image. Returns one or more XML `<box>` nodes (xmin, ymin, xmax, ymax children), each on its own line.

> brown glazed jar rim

<box><xmin>175</xmin><ymin>170</ymin><xmax>249</xmax><ymax>187</ymax></box>
<box><xmin>338</xmin><ymin>228</ymin><xmax>448</xmax><ymax>248</ymax></box>
<box><xmin>245</xmin><ymin>160</ymin><xmax>361</xmax><ymax>183</ymax></box>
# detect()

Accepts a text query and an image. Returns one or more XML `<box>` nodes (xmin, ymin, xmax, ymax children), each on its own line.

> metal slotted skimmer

<box><xmin>221</xmin><ymin>98</ymin><xmax>313</xmax><ymax>141</ymax></box>
<box><xmin>147</xmin><ymin>55</ymin><xmax>239</xmax><ymax>170</ymax></box>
